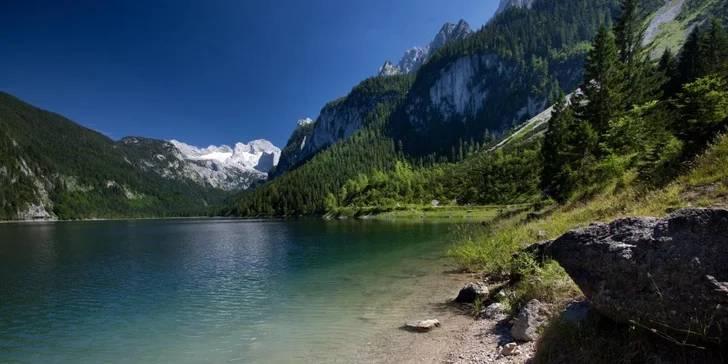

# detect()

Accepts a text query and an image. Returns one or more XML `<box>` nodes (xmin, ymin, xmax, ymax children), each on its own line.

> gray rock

<box><xmin>511</xmin><ymin>299</ymin><xmax>546</xmax><ymax>342</ymax></box>
<box><xmin>405</xmin><ymin>319</ymin><xmax>441</xmax><ymax>332</ymax></box>
<box><xmin>542</xmin><ymin>208</ymin><xmax>728</xmax><ymax>342</ymax></box>
<box><xmin>455</xmin><ymin>282</ymin><xmax>489</xmax><ymax>303</ymax></box>
<box><xmin>480</xmin><ymin>302</ymin><xmax>507</xmax><ymax>320</ymax></box>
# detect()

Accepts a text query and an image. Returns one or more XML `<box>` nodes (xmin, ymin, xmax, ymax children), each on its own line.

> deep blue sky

<box><xmin>1</xmin><ymin>0</ymin><xmax>499</xmax><ymax>148</ymax></box>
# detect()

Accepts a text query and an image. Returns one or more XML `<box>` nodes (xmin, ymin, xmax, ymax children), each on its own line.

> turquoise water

<box><xmin>0</xmin><ymin>219</ymin><xmax>460</xmax><ymax>363</ymax></box>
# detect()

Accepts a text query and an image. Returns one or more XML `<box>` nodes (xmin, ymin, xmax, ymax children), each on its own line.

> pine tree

<box><xmin>678</xmin><ymin>27</ymin><xmax>703</xmax><ymax>85</ymax></box>
<box><xmin>699</xmin><ymin>18</ymin><xmax>728</xmax><ymax>76</ymax></box>
<box><xmin>579</xmin><ymin>26</ymin><xmax>623</xmax><ymax>135</ymax></box>
<box><xmin>541</xmin><ymin>94</ymin><xmax>572</xmax><ymax>192</ymax></box>
<box><xmin>658</xmin><ymin>48</ymin><xmax>680</xmax><ymax>99</ymax></box>
<box><xmin>614</xmin><ymin>0</ymin><xmax>656</xmax><ymax>106</ymax></box>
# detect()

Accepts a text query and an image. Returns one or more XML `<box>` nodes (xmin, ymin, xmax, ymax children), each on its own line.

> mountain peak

<box><xmin>377</xmin><ymin>19</ymin><xmax>472</xmax><ymax>77</ymax></box>
<box><xmin>379</xmin><ymin>61</ymin><xmax>401</xmax><ymax>76</ymax></box>
<box><xmin>495</xmin><ymin>0</ymin><xmax>535</xmax><ymax>16</ymax></box>
<box><xmin>297</xmin><ymin>118</ymin><xmax>314</xmax><ymax>128</ymax></box>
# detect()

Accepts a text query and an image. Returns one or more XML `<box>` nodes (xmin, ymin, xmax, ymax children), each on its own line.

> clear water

<box><xmin>0</xmin><ymin>219</ymin><xmax>460</xmax><ymax>363</ymax></box>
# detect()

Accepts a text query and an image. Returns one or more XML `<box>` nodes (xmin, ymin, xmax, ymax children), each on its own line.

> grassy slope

<box><xmin>447</xmin><ymin>133</ymin><xmax>728</xmax><ymax>362</ymax></box>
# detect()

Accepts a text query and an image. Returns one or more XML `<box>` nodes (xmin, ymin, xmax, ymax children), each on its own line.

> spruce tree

<box><xmin>699</xmin><ymin>18</ymin><xmax>728</xmax><ymax>76</ymax></box>
<box><xmin>658</xmin><ymin>48</ymin><xmax>680</xmax><ymax>98</ymax></box>
<box><xmin>580</xmin><ymin>26</ymin><xmax>623</xmax><ymax>135</ymax></box>
<box><xmin>614</xmin><ymin>0</ymin><xmax>655</xmax><ymax>105</ymax></box>
<box><xmin>678</xmin><ymin>27</ymin><xmax>703</xmax><ymax>85</ymax></box>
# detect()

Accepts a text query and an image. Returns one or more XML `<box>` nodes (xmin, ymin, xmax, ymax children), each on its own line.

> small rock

<box><xmin>405</xmin><ymin>319</ymin><xmax>441</xmax><ymax>332</ymax></box>
<box><xmin>500</xmin><ymin>342</ymin><xmax>520</xmax><ymax>356</ymax></box>
<box><xmin>537</xmin><ymin>230</ymin><xmax>548</xmax><ymax>239</ymax></box>
<box><xmin>511</xmin><ymin>299</ymin><xmax>546</xmax><ymax>342</ymax></box>
<box><xmin>455</xmin><ymin>282</ymin><xmax>489</xmax><ymax>303</ymax></box>
<box><xmin>480</xmin><ymin>302</ymin><xmax>506</xmax><ymax>320</ymax></box>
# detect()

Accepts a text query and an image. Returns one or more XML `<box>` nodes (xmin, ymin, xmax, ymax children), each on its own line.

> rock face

<box><xmin>511</xmin><ymin>299</ymin><xmax>546</xmax><ymax>342</ymax></box>
<box><xmin>404</xmin><ymin>52</ymin><xmax>548</xmax><ymax>133</ymax></box>
<box><xmin>544</xmin><ymin>209</ymin><xmax>728</xmax><ymax>342</ymax></box>
<box><xmin>378</xmin><ymin>20</ymin><xmax>473</xmax><ymax>77</ymax></box>
<box><xmin>455</xmin><ymin>282</ymin><xmax>489</xmax><ymax>303</ymax></box>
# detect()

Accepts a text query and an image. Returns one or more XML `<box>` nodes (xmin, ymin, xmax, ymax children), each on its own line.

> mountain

<box><xmin>169</xmin><ymin>139</ymin><xmax>280</xmax><ymax>189</ymax></box>
<box><xmin>377</xmin><ymin>20</ymin><xmax>473</xmax><ymax>77</ymax></box>
<box><xmin>272</xmin><ymin>76</ymin><xmax>412</xmax><ymax>178</ymax></box>
<box><xmin>0</xmin><ymin>92</ymin><xmax>277</xmax><ymax>220</ymax></box>
<box><xmin>224</xmin><ymin>0</ymin><xmax>724</xmax><ymax>217</ymax></box>
<box><xmin>119</xmin><ymin>137</ymin><xmax>279</xmax><ymax>191</ymax></box>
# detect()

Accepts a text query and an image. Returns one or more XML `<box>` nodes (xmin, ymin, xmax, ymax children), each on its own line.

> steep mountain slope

<box><xmin>272</xmin><ymin>75</ymin><xmax>413</xmax><ymax>178</ymax></box>
<box><xmin>224</xmin><ymin>0</ymin><xmax>721</xmax><ymax>217</ymax></box>
<box><xmin>274</xmin><ymin>0</ymin><xmax>618</xmax><ymax>179</ymax></box>
<box><xmin>0</xmin><ymin>92</ymin><xmax>265</xmax><ymax>220</ymax></box>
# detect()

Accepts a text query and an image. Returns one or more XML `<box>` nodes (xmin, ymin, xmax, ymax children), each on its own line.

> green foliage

<box><xmin>579</xmin><ymin>26</ymin><xmax>624</xmax><ymax>134</ymax></box>
<box><xmin>676</xmin><ymin>74</ymin><xmax>728</xmax><ymax>150</ymax></box>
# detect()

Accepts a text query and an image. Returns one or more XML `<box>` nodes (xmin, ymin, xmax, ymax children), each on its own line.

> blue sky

<box><xmin>1</xmin><ymin>0</ymin><xmax>499</xmax><ymax>148</ymax></box>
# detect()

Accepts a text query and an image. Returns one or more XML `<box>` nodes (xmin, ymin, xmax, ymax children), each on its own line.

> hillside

<box><xmin>0</xmin><ymin>93</ymin><xmax>232</xmax><ymax>220</ymax></box>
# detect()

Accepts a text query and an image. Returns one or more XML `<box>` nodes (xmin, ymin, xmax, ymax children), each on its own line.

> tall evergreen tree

<box><xmin>678</xmin><ymin>27</ymin><xmax>703</xmax><ymax>85</ymax></box>
<box><xmin>579</xmin><ymin>26</ymin><xmax>623</xmax><ymax>135</ymax></box>
<box><xmin>658</xmin><ymin>48</ymin><xmax>680</xmax><ymax>98</ymax></box>
<box><xmin>614</xmin><ymin>0</ymin><xmax>656</xmax><ymax>105</ymax></box>
<box><xmin>698</xmin><ymin>18</ymin><xmax>728</xmax><ymax>76</ymax></box>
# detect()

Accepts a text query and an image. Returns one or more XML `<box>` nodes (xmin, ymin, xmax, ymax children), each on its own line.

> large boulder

<box><xmin>543</xmin><ymin>208</ymin><xmax>728</xmax><ymax>343</ymax></box>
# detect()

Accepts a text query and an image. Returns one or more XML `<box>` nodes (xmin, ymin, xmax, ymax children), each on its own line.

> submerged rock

<box><xmin>542</xmin><ymin>208</ymin><xmax>728</xmax><ymax>343</ymax></box>
<box><xmin>455</xmin><ymin>282</ymin><xmax>489</xmax><ymax>303</ymax></box>
<box><xmin>511</xmin><ymin>299</ymin><xmax>546</xmax><ymax>342</ymax></box>
<box><xmin>405</xmin><ymin>319</ymin><xmax>441</xmax><ymax>332</ymax></box>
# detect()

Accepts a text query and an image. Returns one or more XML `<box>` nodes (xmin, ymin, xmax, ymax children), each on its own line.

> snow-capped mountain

<box><xmin>166</xmin><ymin>139</ymin><xmax>280</xmax><ymax>190</ymax></box>
<box><xmin>171</xmin><ymin>139</ymin><xmax>280</xmax><ymax>173</ymax></box>
<box><xmin>117</xmin><ymin>137</ymin><xmax>280</xmax><ymax>192</ymax></box>
<box><xmin>378</xmin><ymin>20</ymin><xmax>473</xmax><ymax>76</ymax></box>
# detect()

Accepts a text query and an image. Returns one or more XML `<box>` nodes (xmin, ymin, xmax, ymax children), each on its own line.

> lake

<box><xmin>0</xmin><ymin>219</ymin><xmax>469</xmax><ymax>363</ymax></box>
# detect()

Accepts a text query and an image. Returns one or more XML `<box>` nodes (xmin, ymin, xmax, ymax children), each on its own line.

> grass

<box><xmin>447</xmin><ymin>134</ymin><xmax>728</xmax><ymax>362</ymax></box>
<box><xmin>327</xmin><ymin>204</ymin><xmax>529</xmax><ymax>221</ymax></box>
